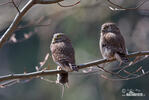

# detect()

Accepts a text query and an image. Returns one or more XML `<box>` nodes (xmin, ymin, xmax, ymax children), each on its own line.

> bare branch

<box><xmin>0</xmin><ymin>1</ymin><xmax>12</xmax><ymax>6</ymax></box>
<box><xmin>35</xmin><ymin>0</ymin><xmax>63</xmax><ymax>4</ymax></box>
<box><xmin>57</xmin><ymin>0</ymin><xmax>80</xmax><ymax>7</ymax></box>
<box><xmin>0</xmin><ymin>79</ymin><xmax>19</xmax><ymax>88</ymax></box>
<box><xmin>78</xmin><ymin>51</ymin><xmax>149</xmax><ymax>69</ymax></box>
<box><xmin>17</xmin><ymin>0</ymin><xmax>23</xmax><ymax>8</ymax></box>
<box><xmin>12</xmin><ymin>0</ymin><xmax>20</xmax><ymax>13</ymax></box>
<box><xmin>116</xmin><ymin>55</ymin><xmax>148</xmax><ymax>74</ymax></box>
<box><xmin>107</xmin><ymin>0</ymin><xmax>147</xmax><ymax>11</ymax></box>
<box><xmin>0</xmin><ymin>0</ymin><xmax>63</xmax><ymax>48</ymax></box>
<box><xmin>0</xmin><ymin>51</ymin><xmax>149</xmax><ymax>83</ymax></box>
<box><xmin>100</xmin><ymin>71</ymin><xmax>149</xmax><ymax>81</ymax></box>
<box><xmin>0</xmin><ymin>70</ymin><xmax>65</xmax><ymax>82</ymax></box>
<box><xmin>0</xmin><ymin>0</ymin><xmax>35</xmax><ymax>48</ymax></box>
<box><xmin>96</xmin><ymin>65</ymin><xmax>126</xmax><ymax>79</ymax></box>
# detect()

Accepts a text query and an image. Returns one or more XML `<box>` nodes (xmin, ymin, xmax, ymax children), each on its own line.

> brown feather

<box><xmin>100</xmin><ymin>23</ymin><xmax>128</xmax><ymax>63</ymax></box>
<box><xmin>50</xmin><ymin>33</ymin><xmax>76</xmax><ymax>85</ymax></box>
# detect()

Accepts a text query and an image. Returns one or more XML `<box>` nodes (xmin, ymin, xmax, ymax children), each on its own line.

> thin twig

<box><xmin>12</xmin><ymin>0</ymin><xmax>20</xmax><ymax>13</ymax></box>
<box><xmin>0</xmin><ymin>0</ymin><xmax>35</xmax><ymax>48</ymax></box>
<box><xmin>100</xmin><ymin>70</ymin><xmax>149</xmax><ymax>81</ymax></box>
<box><xmin>0</xmin><ymin>0</ymin><xmax>64</xmax><ymax>48</ymax></box>
<box><xmin>116</xmin><ymin>55</ymin><xmax>148</xmax><ymax>74</ymax></box>
<box><xmin>107</xmin><ymin>0</ymin><xmax>147</xmax><ymax>11</ymax></box>
<box><xmin>17</xmin><ymin>0</ymin><xmax>23</xmax><ymax>8</ymax></box>
<box><xmin>96</xmin><ymin>65</ymin><xmax>126</xmax><ymax>79</ymax></box>
<box><xmin>57</xmin><ymin>0</ymin><xmax>80</xmax><ymax>7</ymax></box>
<box><xmin>35</xmin><ymin>0</ymin><xmax>64</xmax><ymax>4</ymax></box>
<box><xmin>123</xmin><ymin>66</ymin><xmax>142</xmax><ymax>78</ymax></box>
<box><xmin>0</xmin><ymin>79</ymin><xmax>19</xmax><ymax>88</ymax></box>
<box><xmin>0</xmin><ymin>1</ymin><xmax>12</xmax><ymax>6</ymax></box>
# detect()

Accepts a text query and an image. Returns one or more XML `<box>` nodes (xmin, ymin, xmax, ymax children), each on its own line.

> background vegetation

<box><xmin>0</xmin><ymin>0</ymin><xmax>149</xmax><ymax>100</ymax></box>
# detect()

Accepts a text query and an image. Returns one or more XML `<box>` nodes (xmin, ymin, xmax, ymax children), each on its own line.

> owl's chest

<box><xmin>51</xmin><ymin>43</ymin><xmax>68</xmax><ymax>54</ymax></box>
<box><xmin>101</xmin><ymin>47</ymin><xmax>114</xmax><ymax>58</ymax></box>
<box><xmin>103</xmin><ymin>33</ymin><xmax>117</xmax><ymax>43</ymax></box>
<box><xmin>100</xmin><ymin>33</ymin><xmax>117</xmax><ymax>58</ymax></box>
<box><xmin>51</xmin><ymin>42</ymin><xmax>74</xmax><ymax>58</ymax></box>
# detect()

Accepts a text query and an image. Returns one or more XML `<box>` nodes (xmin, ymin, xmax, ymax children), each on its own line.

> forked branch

<box><xmin>0</xmin><ymin>0</ymin><xmax>63</xmax><ymax>48</ymax></box>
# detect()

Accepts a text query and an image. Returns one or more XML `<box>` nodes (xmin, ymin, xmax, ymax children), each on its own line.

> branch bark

<box><xmin>0</xmin><ymin>51</ymin><xmax>149</xmax><ymax>82</ymax></box>
<box><xmin>107</xmin><ymin>0</ymin><xmax>147</xmax><ymax>11</ymax></box>
<box><xmin>35</xmin><ymin>0</ymin><xmax>63</xmax><ymax>4</ymax></box>
<box><xmin>0</xmin><ymin>0</ymin><xmax>35</xmax><ymax>48</ymax></box>
<box><xmin>0</xmin><ymin>0</ymin><xmax>63</xmax><ymax>48</ymax></box>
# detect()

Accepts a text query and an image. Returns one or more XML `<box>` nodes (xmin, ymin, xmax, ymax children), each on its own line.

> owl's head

<box><xmin>101</xmin><ymin>22</ymin><xmax>120</xmax><ymax>35</ymax></box>
<box><xmin>52</xmin><ymin>33</ymin><xmax>70</xmax><ymax>43</ymax></box>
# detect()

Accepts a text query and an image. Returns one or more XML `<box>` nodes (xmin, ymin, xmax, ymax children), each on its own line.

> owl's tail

<box><xmin>56</xmin><ymin>66</ymin><xmax>69</xmax><ymax>98</ymax></box>
<box><xmin>115</xmin><ymin>52</ymin><xmax>129</xmax><ymax>63</ymax></box>
<box><xmin>56</xmin><ymin>72</ymin><xmax>69</xmax><ymax>86</ymax></box>
<box><xmin>56</xmin><ymin>66</ymin><xmax>69</xmax><ymax>86</ymax></box>
<box><xmin>56</xmin><ymin>73</ymin><xmax>69</xmax><ymax>98</ymax></box>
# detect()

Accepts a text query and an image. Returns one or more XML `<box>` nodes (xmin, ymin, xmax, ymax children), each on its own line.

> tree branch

<box><xmin>107</xmin><ymin>0</ymin><xmax>147</xmax><ymax>11</ymax></box>
<box><xmin>12</xmin><ymin>0</ymin><xmax>21</xmax><ymax>13</ymax></box>
<box><xmin>0</xmin><ymin>0</ymin><xmax>35</xmax><ymax>48</ymax></box>
<box><xmin>35</xmin><ymin>0</ymin><xmax>63</xmax><ymax>4</ymax></box>
<box><xmin>0</xmin><ymin>0</ymin><xmax>63</xmax><ymax>48</ymax></box>
<box><xmin>0</xmin><ymin>51</ymin><xmax>149</xmax><ymax>82</ymax></box>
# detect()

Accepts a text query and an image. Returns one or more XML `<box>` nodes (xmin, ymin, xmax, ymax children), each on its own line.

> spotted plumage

<box><xmin>50</xmin><ymin>33</ymin><xmax>78</xmax><ymax>85</ymax></box>
<box><xmin>100</xmin><ymin>22</ymin><xmax>129</xmax><ymax>63</ymax></box>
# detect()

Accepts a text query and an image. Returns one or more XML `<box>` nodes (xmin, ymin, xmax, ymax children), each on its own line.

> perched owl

<box><xmin>50</xmin><ymin>33</ymin><xmax>78</xmax><ymax>85</ymax></box>
<box><xmin>100</xmin><ymin>22</ymin><xmax>129</xmax><ymax>63</ymax></box>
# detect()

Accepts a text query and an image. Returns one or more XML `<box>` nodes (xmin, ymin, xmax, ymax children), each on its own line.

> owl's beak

<box><xmin>107</xmin><ymin>26</ymin><xmax>112</xmax><ymax>32</ymax></box>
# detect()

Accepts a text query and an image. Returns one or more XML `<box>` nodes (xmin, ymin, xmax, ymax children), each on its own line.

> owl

<box><xmin>99</xmin><ymin>22</ymin><xmax>129</xmax><ymax>63</ymax></box>
<box><xmin>50</xmin><ymin>33</ymin><xmax>78</xmax><ymax>85</ymax></box>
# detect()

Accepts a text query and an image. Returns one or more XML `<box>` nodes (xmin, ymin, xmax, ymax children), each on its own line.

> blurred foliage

<box><xmin>0</xmin><ymin>0</ymin><xmax>149</xmax><ymax>100</ymax></box>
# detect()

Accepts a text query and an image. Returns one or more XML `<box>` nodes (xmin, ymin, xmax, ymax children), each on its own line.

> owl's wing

<box><xmin>117</xmin><ymin>34</ymin><xmax>127</xmax><ymax>54</ymax></box>
<box><xmin>51</xmin><ymin>43</ymin><xmax>77</xmax><ymax>71</ymax></box>
<box><xmin>105</xmin><ymin>32</ymin><xmax>129</xmax><ymax>63</ymax></box>
<box><xmin>56</xmin><ymin>59</ymin><xmax>70</xmax><ymax>67</ymax></box>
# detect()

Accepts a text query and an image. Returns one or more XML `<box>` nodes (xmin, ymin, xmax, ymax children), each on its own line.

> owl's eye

<box><xmin>104</xmin><ymin>26</ymin><xmax>108</xmax><ymax>30</ymax></box>
<box><xmin>56</xmin><ymin>34</ymin><xmax>61</xmax><ymax>38</ymax></box>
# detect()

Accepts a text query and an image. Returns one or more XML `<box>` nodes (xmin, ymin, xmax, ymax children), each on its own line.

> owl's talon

<box><xmin>71</xmin><ymin>66</ymin><xmax>79</xmax><ymax>71</ymax></box>
<box><xmin>72</xmin><ymin>66</ymin><xmax>79</xmax><ymax>72</ymax></box>
<box><xmin>69</xmin><ymin>64</ymin><xmax>78</xmax><ymax>71</ymax></box>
